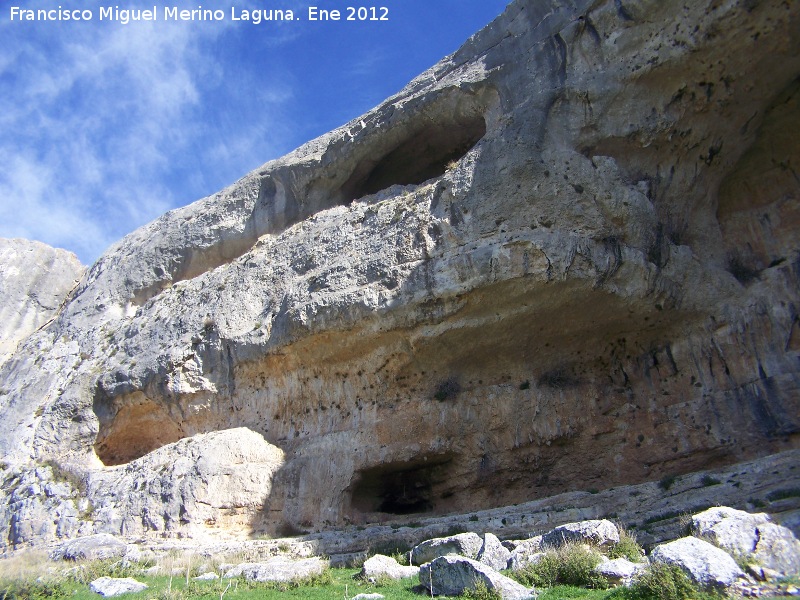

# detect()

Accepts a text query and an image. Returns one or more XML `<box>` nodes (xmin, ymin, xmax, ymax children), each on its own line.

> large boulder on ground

<box><xmin>691</xmin><ymin>506</ymin><xmax>800</xmax><ymax>577</ymax></box>
<box><xmin>89</xmin><ymin>577</ymin><xmax>147</xmax><ymax>597</ymax></box>
<box><xmin>478</xmin><ymin>532</ymin><xmax>513</xmax><ymax>571</ymax></box>
<box><xmin>223</xmin><ymin>557</ymin><xmax>327</xmax><ymax>582</ymax></box>
<box><xmin>595</xmin><ymin>557</ymin><xmax>646</xmax><ymax>586</ymax></box>
<box><xmin>651</xmin><ymin>536</ymin><xmax>744</xmax><ymax>589</ymax></box>
<box><xmin>541</xmin><ymin>519</ymin><xmax>620</xmax><ymax>549</ymax></box>
<box><xmin>358</xmin><ymin>554</ymin><xmax>419</xmax><ymax>580</ymax></box>
<box><xmin>420</xmin><ymin>556</ymin><xmax>536</xmax><ymax>600</ymax></box>
<box><xmin>410</xmin><ymin>532</ymin><xmax>483</xmax><ymax>565</ymax></box>
<box><xmin>51</xmin><ymin>533</ymin><xmax>127</xmax><ymax>561</ymax></box>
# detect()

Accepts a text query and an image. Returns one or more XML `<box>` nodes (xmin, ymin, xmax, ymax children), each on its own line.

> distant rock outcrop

<box><xmin>0</xmin><ymin>0</ymin><xmax>799</xmax><ymax>550</ymax></box>
<box><xmin>0</xmin><ymin>238</ymin><xmax>83</xmax><ymax>366</ymax></box>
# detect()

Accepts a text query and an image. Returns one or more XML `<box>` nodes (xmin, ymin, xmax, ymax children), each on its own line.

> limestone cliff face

<box><xmin>1</xmin><ymin>0</ymin><xmax>799</xmax><ymax>548</ymax></box>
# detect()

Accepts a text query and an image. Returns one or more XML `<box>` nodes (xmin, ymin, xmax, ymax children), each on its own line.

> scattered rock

<box><xmin>651</xmin><ymin>536</ymin><xmax>744</xmax><ymax>588</ymax></box>
<box><xmin>193</xmin><ymin>572</ymin><xmax>219</xmax><ymax>581</ymax></box>
<box><xmin>51</xmin><ymin>534</ymin><xmax>127</xmax><ymax>561</ymax></box>
<box><xmin>410</xmin><ymin>532</ymin><xmax>483</xmax><ymax>565</ymax></box>
<box><xmin>420</xmin><ymin>555</ymin><xmax>535</xmax><ymax>600</ymax></box>
<box><xmin>506</xmin><ymin>536</ymin><xmax>544</xmax><ymax>571</ymax></box>
<box><xmin>691</xmin><ymin>506</ymin><xmax>800</xmax><ymax>577</ymax></box>
<box><xmin>508</xmin><ymin>551</ymin><xmax>546</xmax><ymax>572</ymax></box>
<box><xmin>223</xmin><ymin>557</ymin><xmax>327</xmax><ymax>582</ymax></box>
<box><xmin>1</xmin><ymin>0</ymin><xmax>800</xmax><ymax>556</ymax></box>
<box><xmin>478</xmin><ymin>532</ymin><xmax>512</xmax><ymax>571</ymax></box>
<box><xmin>541</xmin><ymin>519</ymin><xmax>620</xmax><ymax>549</ymax></box>
<box><xmin>89</xmin><ymin>577</ymin><xmax>148</xmax><ymax>597</ymax></box>
<box><xmin>351</xmin><ymin>595</ymin><xmax>385</xmax><ymax>600</ymax></box>
<box><xmin>358</xmin><ymin>554</ymin><xmax>419</xmax><ymax>580</ymax></box>
<box><xmin>595</xmin><ymin>557</ymin><xmax>645</xmax><ymax>586</ymax></box>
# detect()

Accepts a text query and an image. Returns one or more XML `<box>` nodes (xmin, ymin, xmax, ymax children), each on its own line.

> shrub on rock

<box><xmin>541</xmin><ymin>519</ymin><xmax>620</xmax><ymax>549</ymax></box>
<box><xmin>512</xmin><ymin>543</ymin><xmax>607</xmax><ymax>589</ymax></box>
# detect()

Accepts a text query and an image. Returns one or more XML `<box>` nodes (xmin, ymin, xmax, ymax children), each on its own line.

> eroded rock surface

<box><xmin>0</xmin><ymin>0</ymin><xmax>799</xmax><ymax>549</ymax></box>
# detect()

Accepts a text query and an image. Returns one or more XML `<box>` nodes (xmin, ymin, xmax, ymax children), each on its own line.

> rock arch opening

<box><xmin>341</xmin><ymin>97</ymin><xmax>490</xmax><ymax>202</ymax></box>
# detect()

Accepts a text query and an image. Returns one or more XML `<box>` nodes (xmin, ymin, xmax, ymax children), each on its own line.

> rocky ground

<box><xmin>29</xmin><ymin>506</ymin><xmax>800</xmax><ymax>599</ymax></box>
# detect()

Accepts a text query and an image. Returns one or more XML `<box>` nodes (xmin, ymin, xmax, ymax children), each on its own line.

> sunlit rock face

<box><xmin>0</xmin><ymin>238</ymin><xmax>84</xmax><ymax>367</ymax></box>
<box><xmin>0</xmin><ymin>0</ymin><xmax>799</xmax><ymax>548</ymax></box>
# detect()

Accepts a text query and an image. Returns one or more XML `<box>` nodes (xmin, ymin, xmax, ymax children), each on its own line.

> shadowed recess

<box><xmin>348</xmin><ymin>454</ymin><xmax>456</xmax><ymax>515</ymax></box>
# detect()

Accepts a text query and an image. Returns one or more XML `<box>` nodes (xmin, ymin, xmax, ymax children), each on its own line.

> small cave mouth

<box><xmin>348</xmin><ymin>454</ymin><xmax>455</xmax><ymax>516</ymax></box>
<box><xmin>341</xmin><ymin>107</ymin><xmax>488</xmax><ymax>202</ymax></box>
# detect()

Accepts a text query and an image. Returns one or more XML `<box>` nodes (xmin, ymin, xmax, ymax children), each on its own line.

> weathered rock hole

<box><xmin>348</xmin><ymin>455</ymin><xmax>455</xmax><ymax>516</ymax></box>
<box><xmin>341</xmin><ymin>112</ymin><xmax>487</xmax><ymax>201</ymax></box>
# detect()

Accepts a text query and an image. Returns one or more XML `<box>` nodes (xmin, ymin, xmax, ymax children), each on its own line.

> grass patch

<box><xmin>538</xmin><ymin>587</ymin><xmax>612</xmax><ymax>600</ymax></box>
<box><xmin>607</xmin><ymin>563</ymin><xmax>723</xmax><ymax>600</ymax></box>
<box><xmin>0</xmin><ymin>568</ymin><xmax>423</xmax><ymax>600</ymax></box>
<box><xmin>461</xmin><ymin>581</ymin><xmax>502</xmax><ymax>599</ymax></box>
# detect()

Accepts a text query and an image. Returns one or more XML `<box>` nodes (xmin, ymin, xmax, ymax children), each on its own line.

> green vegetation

<box><xmin>607</xmin><ymin>529</ymin><xmax>644</xmax><ymax>563</ymax></box>
<box><xmin>766</xmin><ymin>487</ymin><xmax>800</xmax><ymax>502</ymax></box>
<box><xmin>512</xmin><ymin>544</ymin><xmax>607</xmax><ymax>589</ymax></box>
<box><xmin>461</xmin><ymin>581</ymin><xmax>502</xmax><ymax>600</ymax></box>
<box><xmin>658</xmin><ymin>474</ymin><xmax>677</xmax><ymax>491</ymax></box>
<box><xmin>538</xmin><ymin>586</ymin><xmax>611</xmax><ymax>600</ymax></box>
<box><xmin>0</xmin><ymin>568</ymin><xmax>422</xmax><ymax>600</ymax></box>
<box><xmin>607</xmin><ymin>563</ymin><xmax>723</xmax><ymax>600</ymax></box>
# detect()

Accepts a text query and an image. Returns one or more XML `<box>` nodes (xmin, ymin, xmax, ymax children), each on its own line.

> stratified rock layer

<box><xmin>0</xmin><ymin>0</ymin><xmax>799</xmax><ymax>549</ymax></box>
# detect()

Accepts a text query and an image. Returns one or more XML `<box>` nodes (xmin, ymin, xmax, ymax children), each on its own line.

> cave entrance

<box><xmin>348</xmin><ymin>454</ymin><xmax>454</xmax><ymax>516</ymax></box>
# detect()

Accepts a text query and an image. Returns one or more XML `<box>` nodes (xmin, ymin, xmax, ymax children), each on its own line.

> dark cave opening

<box><xmin>341</xmin><ymin>115</ymin><xmax>487</xmax><ymax>201</ymax></box>
<box><xmin>348</xmin><ymin>455</ymin><xmax>455</xmax><ymax>516</ymax></box>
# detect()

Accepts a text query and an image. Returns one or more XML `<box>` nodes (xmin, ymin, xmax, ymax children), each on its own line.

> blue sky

<box><xmin>0</xmin><ymin>0</ymin><xmax>510</xmax><ymax>265</ymax></box>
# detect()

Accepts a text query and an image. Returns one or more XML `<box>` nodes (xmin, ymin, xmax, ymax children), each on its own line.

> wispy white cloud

<box><xmin>0</xmin><ymin>1</ymin><xmax>295</xmax><ymax>264</ymax></box>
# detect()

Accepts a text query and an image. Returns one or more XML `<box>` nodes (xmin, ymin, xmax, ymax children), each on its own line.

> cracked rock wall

<box><xmin>0</xmin><ymin>0</ymin><xmax>799</xmax><ymax>549</ymax></box>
